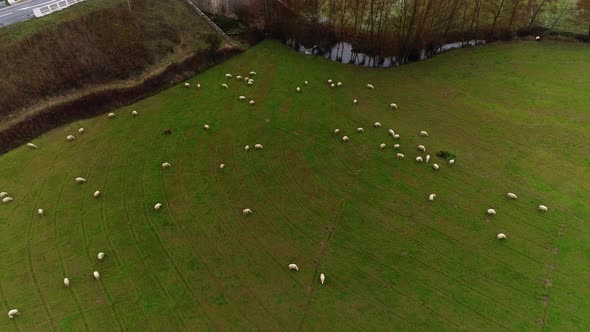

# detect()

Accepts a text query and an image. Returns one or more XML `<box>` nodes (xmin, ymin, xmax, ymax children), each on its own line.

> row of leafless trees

<box><xmin>238</xmin><ymin>0</ymin><xmax>590</xmax><ymax>60</ymax></box>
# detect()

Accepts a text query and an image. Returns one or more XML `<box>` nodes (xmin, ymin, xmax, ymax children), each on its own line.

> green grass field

<box><xmin>0</xmin><ymin>40</ymin><xmax>589</xmax><ymax>331</ymax></box>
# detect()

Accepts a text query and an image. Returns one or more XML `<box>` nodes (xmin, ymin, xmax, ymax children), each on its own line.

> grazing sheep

<box><xmin>242</xmin><ymin>208</ymin><xmax>253</xmax><ymax>215</ymax></box>
<box><xmin>221</xmin><ymin>83</ymin><xmax>229</xmax><ymax>89</ymax></box>
<box><xmin>161</xmin><ymin>162</ymin><xmax>171</xmax><ymax>168</ymax></box>
<box><xmin>249</xmin><ymin>100</ymin><xmax>255</xmax><ymax>105</ymax></box>
<box><xmin>219</xmin><ymin>164</ymin><xmax>225</xmax><ymax>169</ymax></box>
<box><xmin>249</xmin><ymin>71</ymin><xmax>257</xmax><ymax>76</ymax></box>
<box><xmin>342</xmin><ymin>136</ymin><xmax>349</xmax><ymax>142</ymax></box>
<box><xmin>337</xmin><ymin>82</ymin><xmax>342</xmax><ymax>87</ymax></box>
<box><xmin>433</xmin><ymin>163</ymin><xmax>440</xmax><ymax>170</ymax></box>
<box><xmin>197</xmin><ymin>84</ymin><xmax>201</xmax><ymax>89</ymax></box>
<box><xmin>388</xmin><ymin>129</ymin><xmax>395</xmax><ymax>136</ymax></box>
<box><xmin>108</xmin><ymin>113</ymin><xmax>116</xmax><ymax>118</ymax></box>
<box><xmin>416</xmin><ymin>156</ymin><xmax>423</xmax><ymax>163</ymax></box>
<box><xmin>357</xmin><ymin>128</ymin><xmax>364</xmax><ymax>133</ymax></box>
<box><xmin>320</xmin><ymin>273</ymin><xmax>325</xmax><ymax>284</ymax></box>
<box><xmin>93</xmin><ymin>191</ymin><xmax>101</xmax><ymax>198</ymax></box>
<box><xmin>204</xmin><ymin>124</ymin><xmax>210</xmax><ymax>130</ymax></box>
<box><xmin>507</xmin><ymin>193</ymin><xmax>518</xmax><ymax>199</ymax></box>
<box><xmin>64</xmin><ymin>278</ymin><xmax>70</xmax><ymax>287</ymax></box>
<box><xmin>244</xmin><ymin>77</ymin><xmax>249</xmax><ymax>81</ymax></box>
<box><xmin>225</xmin><ymin>73</ymin><xmax>232</xmax><ymax>78</ymax></box>
<box><xmin>334</xmin><ymin>129</ymin><xmax>340</xmax><ymax>134</ymax></box>
<box><xmin>538</xmin><ymin>205</ymin><xmax>548</xmax><ymax>212</ymax></box>
<box><xmin>296</xmin><ymin>87</ymin><xmax>301</xmax><ymax>92</ymax></box>
<box><xmin>390</xmin><ymin>103</ymin><xmax>398</xmax><ymax>109</ymax></box>
<box><xmin>328</xmin><ymin>79</ymin><xmax>333</xmax><ymax>84</ymax></box>
<box><xmin>7</xmin><ymin>309</ymin><xmax>19</xmax><ymax>319</ymax></box>
<box><xmin>184</xmin><ymin>82</ymin><xmax>190</xmax><ymax>87</ymax></box>
<box><xmin>380</xmin><ymin>143</ymin><xmax>386</xmax><ymax>150</ymax></box>
<box><xmin>330</xmin><ymin>83</ymin><xmax>335</xmax><ymax>88</ymax></box>
<box><xmin>425</xmin><ymin>154</ymin><xmax>430</xmax><ymax>163</ymax></box>
<box><xmin>393</xmin><ymin>134</ymin><xmax>400</xmax><ymax>139</ymax></box>
<box><xmin>535</xmin><ymin>36</ymin><xmax>541</xmax><ymax>41</ymax></box>
<box><xmin>420</xmin><ymin>130</ymin><xmax>429</xmax><ymax>137</ymax></box>
<box><xmin>66</xmin><ymin>135</ymin><xmax>75</xmax><ymax>141</ymax></box>
<box><xmin>497</xmin><ymin>233</ymin><xmax>507</xmax><ymax>240</ymax></box>
<box><xmin>78</xmin><ymin>128</ymin><xmax>85</xmax><ymax>134</ymax></box>
<box><xmin>245</xmin><ymin>145</ymin><xmax>250</xmax><ymax>151</ymax></box>
<box><xmin>248</xmin><ymin>78</ymin><xmax>254</xmax><ymax>83</ymax></box>
<box><xmin>2</xmin><ymin>197</ymin><xmax>13</xmax><ymax>203</ymax></box>
<box><xmin>304</xmin><ymin>81</ymin><xmax>308</xmax><ymax>85</ymax></box>
<box><xmin>154</xmin><ymin>203</ymin><xmax>162</xmax><ymax>210</ymax></box>
<box><xmin>38</xmin><ymin>209</ymin><xmax>43</xmax><ymax>216</ymax></box>
<box><xmin>353</xmin><ymin>99</ymin><xmax>358</xmax><ymax>104</ymax></box>
<box><xmin>367</xmin><ymin>84</ymin><xmax>375</xmax><ymax>90</ymax></box>
<box><xmin>27</xmin><ymin>143</ymin><xmax>38</xmax><ymax>149</ymax></box>
<box><xmin>236</xmin><ymin>75</ymin><xmax>243</xmax><ymax>80</ymax></box>
<box><xmin>288</xmin><ymin>264</ymin><xmax>299</xmax><ymax>271</ymax></box>
<box><xmin>417</xmin><ymin>145</ymin><xmax>426</xmax><ymax>152</ymax></box>
<box><xmin>428</xmin><ymin>193</ymin><xmax>436</xmax><ymax>201</ymax></box>
<box><xmin>75</xmin><ymin>177</ymin><xmax>86</xmax><ymax>183</ymax></box>
<box><xmin>396</xmin><ymin>153</ymin><xmax>405</xmax><ymax>159</ymax></box>
<box><xmin>239</xmin><ymin>96</ymin><xmax>246</xmax><ymax>100</ymax></box>
<box><xmin>247</xmin><ymin>81</ymin><xmax>254</xmax><ymax>86</ymax></box>
<box><xmin>255</xmin><ymin>144</ymin><xmax>263</xmax><ymax>150</ymax></box>
<box><xmin>132</xmin><ymin>111</ymin><xmax>138</xmax><ymax>116</ymax></box>
<box><xmin>93</xmin><ymin>271</ymin><xmax>100</xmax><ymax>280</ymax></box>
<box><xmin>98</xmin><ymin>252</ymin><xmax>105</xmax><ymax>261</ymax></box>
<box><xmin>487</xmin><ymin>208</ymin><xmax>497</xmax><ymax>216</ymax></box>
<box><xmin>0</xmin><ymin>192</ymin><xmax>8</xmax><ymax>198</ymax></box>
<box><xmin>393</xmin><ymin>144</ymin><xmax>400</xmax><ymax>149</ymax></box>
<box><xmin>374</xmin><ymin>122</ymin><xmax>382</xmax><ymax>128</ymax></box>
<box><xmin>449</xmin><ymin>159</ymin><xmax>455</xmax><ymax>165</ymax></box>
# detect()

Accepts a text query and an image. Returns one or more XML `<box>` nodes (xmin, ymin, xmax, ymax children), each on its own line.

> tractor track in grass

<box><xmin>540</xmin><ymin>222</ymin><xmax>568</xmax><ymax>330</ymax></box>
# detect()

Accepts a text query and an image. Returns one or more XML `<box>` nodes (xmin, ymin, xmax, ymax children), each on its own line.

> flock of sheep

<box><xmin>5</xmin><ymin>70</ymin><xmax>550</xmax><ymax>321</ymax></box>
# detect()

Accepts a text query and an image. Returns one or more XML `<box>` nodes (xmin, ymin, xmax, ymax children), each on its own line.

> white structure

<box><xmin>33</xmin><ymin>0</ymin><xmax>87</xmax><ymax>18</ymax></box>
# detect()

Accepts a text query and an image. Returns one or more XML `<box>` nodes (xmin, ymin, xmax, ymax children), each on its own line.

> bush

<box><xmin>436</xmin><ymin>150</ymin><xmax>456</xmax><ymax>160</ymax></box>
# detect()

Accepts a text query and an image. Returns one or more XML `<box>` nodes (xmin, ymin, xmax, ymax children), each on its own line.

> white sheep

<box><xmin>38</xmin><ymin>209</ymin><xmax>43</xmax><ymax>216</ymax></box>
<box><xmin>75</xmin><ymin>177</ymin><xmax>86</xmax><ymax>183</ymax></box>
<box><xmin>27</xmin><ymin>143</ymin><xmax>38</xmax><ymax>149</ymax></box>
<box><xmin>420</xmin><ymin>130</ymin><xmax>429</xmax><ymax>137</ymax></box>
<box><xmin>367</xmin><ymin>84</ymin><xmax>375</xmax><ymax>90</ymax></box>
<box><xmin>98</xmin><ymin>252</ymin><xmax>105</xmax><ymax>260</ymax></box>
<box><xmin>197</xmin><ymin>84</ymin><xmax>201</xmax><ymax>89</ymax></box>
<box><xmin>93</xmin><ymin>191</ymin><xmax>101</xmax><ymax>198</ymax></box>
<box><xmin>2</xmin><ymin>197</ymin><xmax>13</xmax><ymax>203</ymax></box>
<box><xmin>93</xmin><ymin>271</ymin><xmax>100</xmax><ymax>280</ymax></box>
<box><xmin>64</xmin><ymin>278</ymin><xmax>70</xmax><ymax>287</ymax></box>
<box><xmin>390</xmin><ymin>103</ymin><xmax>398</xmax><ymax>109</ymax></box>
<box><xmin>244</xmin><ymin>77</ymin><xmax>250</xmax><ymax>81</ymax></box>
<box><xmin>428</xmin><ymin>193</ymin><xmax>436</xmax><ymax>201</ymax></box>
<box><xmin>416</xmin><ymin>156</ymin><xmax>423</xmax><ymax>163</ymax></box>
<box><xmin>288</xmin><ymin>264</ymin><xmax>299</xmax><ymax>271</ymax></box>
<box><xmin>221</xmin><ymin>83</ymin><xmax>228</xmax><ymax>89</ymax></box>
<box><xmin>425</xmin><ymin>154</ymin><xmax>430</xmax><ymax>163</ymax></box>
<box><xmin>538</xmin><ymin>205</ymin><xmax>548</xmax><ymax>212</ymax></box>
<box><xmin>296</xmin><ymin>87</ymin><xmax>301</xmax><ymax>92</ymax></box>
<box><xmin>78</xmin><ymin>128</ymin><xmax>85</xmax><ymax>134</ymax></box>
<box><xmin>7</xmin><ymin>309</ymin><xmax>19</xmax><ymax>319</ymax></box>
<box><xmin>433</xmin><ymin>163</ymin><xmax>440</xmax><ymax>170</ymax></box>
<box><xmin>487</xmin><ymin>208</ymin><xmax>497</xmax><ymax>216</ymax></box>
<box><xmin>353</xmin><ymin>99</ymin><xmax>357</xmax><ymax>104</ymax></box>
<box><xmin>0</xmin><ymin>192</ymin><xmax>8</xmax><ymax>198</ymax></box>
<box><xmin>254</xmin><ymin>144</ymin><xmax>263</xmax><ymax>150</ymax></box>
<box><xmin>66</xmin><ymin>135</ymin><xmax>75</xmax><ymax>141</ymax></box>
<box><xmin>225</xmin><ymin>73</ymin><xmax>232</xmax><ymax>78</ymax></box>
<box><xmin>247</xmin><ymin>81</ymin><xmax>254</xmax><ymax>86</ymax></box>
<box><xmin>379</xmin><ymin>143</ymin><xmax>386</xmax><ymax>150</ymax></box>
<box><xmin>249</xmin><ymin>100</ymin><xmax>255</xmax><ymax>105</ymax></box>
<box><xmin>184</xmin><ymin>82</ymin><xmax>190</xmax><ymax>87</ymax></box>
<box><xmin>249</xmin><ymin>71</ymin><xmax>257</xmax><ymax>76</ymax></box>
<box><xmin>244</xmin><ymin>145</ymin><xmax>250</xmax><ymax>151</ymax></box>
<box><xmin>320</xmin><ymin>273</ymin><xmax>325</xmax><ymax>284</ymax></box>
<box><xmin>507</xmin><ymin>193</ymin><xmax>518</xmax><ymax>199</ymax></box>
<box><xmin>357</xmin><ymin>128</ymin><xmax>364</xmax><ymax>133</ymax></box>
<box><xmin>248</xmin><ymin>79</ymin><xmax>254</xmax><ymax>83</ymax></box>
<box><xmin>337</xmin><ymin>82</ymin><xmax>342</xmax><ymax>87</ymax></box>
<box><xmin>393</xmin><ymin>144</ymin><xmax>400</xmax><ymax>149</ymax></box>
<box><xmin>374</xmin><ymin>122</ymin><xmax>382</xmax><ymax>128</ymax></box>
<box><xmin>334</xmin><ymin>129</ymin><xmax>340</xmax><ymax>134</ymax></box>
<box><xmin>449</xmin><ymin>159</ymin><xmax>455</xmax><ymax>165</ymax></box>
<box><xmin>396</xmin><ymin>153</ymin><xmax>405</xmax><ymax>159</ymax></box>
<box><xmin>236</xmin><ymin>75</ymin><xmax>242</xmax><ymax>80</ymax></box>
<box><xmin>393</xmin><ymin>134</ymin><xmax>400</xmax><ymax>139</ymax></box>
<box><xmin>342</xmin><ymin>136</ymin><xmax>349</xmax><ymax>142</ymax></box>
<box><xmin>132</xmin><ymin>111</ymin><xmax>138</xmax><ymax>117</ymax></box>
<box><xmin>388</xmin><ymin>129</ymin><xmax>395</xmax><ymax>136</ymax></box>
<box><xmin>330</xmin><ymin>83</ymin><xmax>335</xmax><ymax>88</ymax></box>
<box><xmin>239</xmin><ymin>95</ymin><xmax>246</xmax><ymax>100</ymax></box>
<box><xmin>154</xmin><ymin>203</ymin><xmax>162</xmax><ymax>210</ymax></box>
<box><xmin>304</xmin><ymin>81</ymin><xmax>308</xmax><ymax>85</ymax></box>
<box><xmin>417</xmin><ymin>145</ymin><xmax>426</xmax><ymax>152</ymax></box>
<box><xmin>242</xmin><ymin>208</ymin><xmax>252</xmax><ymax>215</ymax></box>
<box><xmin>108</xmin><ymin>113</ymin><xmax>116</xmax><ymax>118</ymax></box>
<box><xmin>219</xmin><ymin>164</ymin><xmax>225</xmax><ymax>169</ymax></box>
<box><xmin>497</xmin><ymin>233</ymin><xmax>507</xmax><ymax>240</ymax></box>
<box><xmin>161</xmin><ymin>162</ymin><xmax>172</xmax><ymax>169</ymax></box>
<box><xmin>327</xmin><ymin>79</ymin><xmax>333</xmax><ymax>84</ymax></box>
<box><xmin>204</xmin><ymin>124</ymin><xmax>210</xmax><ymax>130</ymax></box>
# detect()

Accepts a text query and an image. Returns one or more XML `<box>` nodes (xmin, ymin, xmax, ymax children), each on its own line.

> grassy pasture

<box><xmin>0</xmin><ymin>40</ymin><xmax>589</xmax><ymax>331</ymax></box>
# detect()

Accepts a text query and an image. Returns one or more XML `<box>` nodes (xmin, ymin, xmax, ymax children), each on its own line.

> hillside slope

<box><xmin>0</xmin><ymin>40</ymin><xmax>588</xmax><ymax>330</ymax></box>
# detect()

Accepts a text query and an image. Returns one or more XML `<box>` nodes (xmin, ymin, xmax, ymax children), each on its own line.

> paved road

<box><xmin>0</xmin><ymin>0</ymin><xmax>62</xmax><ymax>27</ymax></box>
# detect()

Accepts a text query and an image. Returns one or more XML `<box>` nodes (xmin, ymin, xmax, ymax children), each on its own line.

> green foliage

<box><xmin>436</xmin><ymin>150</ymin><xmax>456</xmax><ymax>160</ymax></box>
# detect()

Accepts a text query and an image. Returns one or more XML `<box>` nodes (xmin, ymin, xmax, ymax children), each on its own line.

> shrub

<box><xmin>436</xmin><ymin>150</ymin><xmax>456</xmax><ymax>160</ymax></box>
